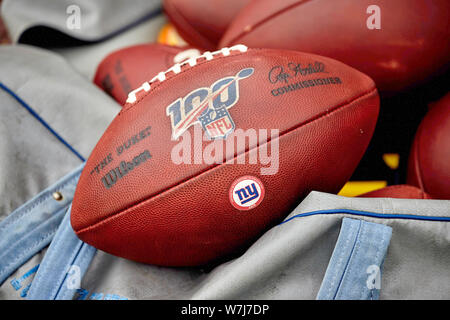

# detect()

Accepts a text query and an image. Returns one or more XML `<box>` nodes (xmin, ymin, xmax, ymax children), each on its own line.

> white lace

<box><xmin>126</xmin><ymin>44</ymin><xmax>248</xmax><ymax>104</ymax></box>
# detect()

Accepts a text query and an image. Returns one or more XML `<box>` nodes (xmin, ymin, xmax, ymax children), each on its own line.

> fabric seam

<box><xmin>280</xmin><ymin>209</ymin><xmax>450</xmax><ymax>224</ymax></box>
<box><xmin>0</xmin><ymin>82</ymin><xmax>85</xmax><ymax>162</ymax></box>
<box><xmin>325</xmin><ymin>219</ymin><xmax>357</xmax><ymax>299</ymax></box>
<box><xmin>334</xmin><ymin>220</ymin><xmax>362</xmax><ymax>299</ymax></box>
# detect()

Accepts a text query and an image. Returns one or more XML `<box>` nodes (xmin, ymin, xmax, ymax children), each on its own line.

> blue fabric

<box><xmin>0</xmin><ymin>164</ymin><xmax>84</xmax><ymax>286</ymax></box>
<box><xmin>26</xmin><ymin>206</ymin><xmax>96</xmax><ymax>300</ymax></box>
<box><xmin>316</xmin><ymin>218</ymin><xmax>392</xmax><ymax>300</ymax></box>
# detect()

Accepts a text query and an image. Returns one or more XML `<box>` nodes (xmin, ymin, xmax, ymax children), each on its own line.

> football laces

<box><xmin>126</xmin><ymin>44</ymin><xmax>248</xmax><ymax>104</ymax></box>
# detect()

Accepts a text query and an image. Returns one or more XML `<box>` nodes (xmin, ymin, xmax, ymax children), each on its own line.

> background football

<box><xmin>163</xmin><ymin>0</ymin><xmax>250</xmax><ymax>50</ymax></box>
<box><xmin>407</xmin><ymin>93</ymin><xmax>450</xmax><ymax>199</ymax></box>
<box><xmin>220</xmin><ymin>0</ymin><xmax>450</xmax><ymax>94</ymax></box>
<box><xmin>94</xmin><ymin>44</ymin><xmax>201</xmax><ymax>105</ymax></box>
<box><xmin>359</xmin><ymin>185</ymin><xmax>432</xmax><ymax>199</ymax></box>
<box><xmin>71</xmin><ymin>45</ymin><xmax>380</xmax><ymax>266</ymax></box>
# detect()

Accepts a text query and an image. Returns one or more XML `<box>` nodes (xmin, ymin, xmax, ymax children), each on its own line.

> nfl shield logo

<box><xmin>166</xmin><ymin>68</ymin><xmax>254</xmax><ymax>140</ymax></box>
<box><xmin>199</xmin><ymin>105</ymin><xmax>235</xmax><ymax>139</ymax></box>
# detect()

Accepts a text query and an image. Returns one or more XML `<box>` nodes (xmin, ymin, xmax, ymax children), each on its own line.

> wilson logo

<box><xmin>101</xmin><ymin>150</ymin><xmax>151</xmax><ymax>189</ymax></box>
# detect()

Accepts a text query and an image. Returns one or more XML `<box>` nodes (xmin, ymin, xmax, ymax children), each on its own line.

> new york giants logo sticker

<box><xmin>229</xmin><ymin>176</ymin><xmax>265</xmax><ymax>211</ymax></box>
<box><xmin>166</xmin><ymin>68</ymin><xmax>254</xmax><ymax>140</ymax></box>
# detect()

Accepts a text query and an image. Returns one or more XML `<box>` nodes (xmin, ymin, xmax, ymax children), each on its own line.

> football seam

<box><xmin>75</xmin><ymin>86</ymin><xmax>377</xmax><ymax>235</ymax></box>
<box><xmin>223</xmin><ymin>0</ymin><xmax>315</xmax><ymax>46</ymax></box>
<box><xmin>163</xmin><ymin>0</ymin><xmax>215</xmax><ymax>49</ymax></box>
<box><xmin>412</xmin><ymin>122</ymin><xmax>426</xmax><ymax>192</ymax></box>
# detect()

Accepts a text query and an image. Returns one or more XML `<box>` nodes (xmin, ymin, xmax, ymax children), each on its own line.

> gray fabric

<box><xmin>78</xmin><ymin>193</ymin><xmax>450</xmax><ymax>300</ymax></box>
<box><xmin>1</xmin><ymin>0</ymin><xmax>161</xmax><ymax>44</ymax></box>
<box><xmin>0</xmin><ymin>44</ymin><xmax>120</xmax><ymax>220</ymax></box>
<box><xmin>54</xmin><ymin>14</ymin><xmax>167</xmax><ymax>80</ymax></box>
<box><xmin>5</xmin><ymin>191</ymin><xmax>446</xmax><ymax>300</ymax></box>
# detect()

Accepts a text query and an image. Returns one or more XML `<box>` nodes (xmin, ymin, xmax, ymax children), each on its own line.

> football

<box><xmin>407</xmin><ymin>93</ymin><xmax>450</xmax><ymax>199</ymax></box>
<box><xmin>163</xmin><ymin>0</ymin><xmax>250</xmax><ymax>50</ymax></box>
<box><xmin>359</xmin><ymin>185</ymin><xmax>432</xmax><ymax>199</ymax></box>
<box><xmin>94</xmin><ymin>44</ymin><xmax>201</xmax><ymax>105</ymax></box>
<box><xmin>219</xmin><ymin>0</ymin><xmax>450</xmax><ymax>94</ymax></box>
<box><xmin>71</xmin><ymin>45</ymin><xmax>380</xmax><ymax>266</ymax></box>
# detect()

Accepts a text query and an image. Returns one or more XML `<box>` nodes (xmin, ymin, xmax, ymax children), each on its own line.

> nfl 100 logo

<box><xmin>166</xmin><ymin>68</ymin><xmax>254</xmax><ymax>140</ymax></box>
<box><xmin>229</xmin><ymin>176</ymin><xmax>265</xmax><ymax>211</ymax></box>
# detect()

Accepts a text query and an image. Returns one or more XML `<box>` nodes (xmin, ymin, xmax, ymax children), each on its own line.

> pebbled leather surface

<box><xmin>359</xmin><ymin>185</ymin><xmax>432</xmax><ymax>199</ymax></box>
<box><xmin>407</xmin><ymin>92</ymin><xmax>450</xmax><ymax>200</ymax></box>
<box><xmin>220</xmin><ymin>0</ymin><xmax>450</xmax><ymax>93</ymax></box>
<box><xmin>71</xmin><ymin>48</ymin><xmax>379</xmax><ymax>266</ymax></box>
<box><xmin>94</xmin><ymin>44</ymin><xmax>187</xmax><ymax>105</ymax></box>
<box><xmin>163</xmin><ymin>0</ymin><xmax>250</xmax><ymax>50</ymax></box>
